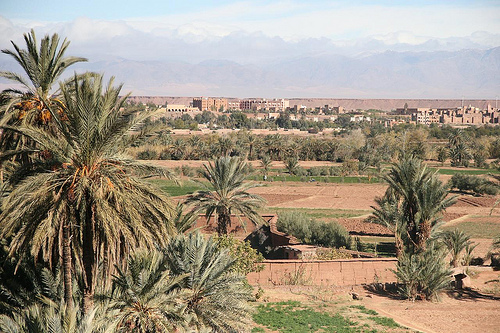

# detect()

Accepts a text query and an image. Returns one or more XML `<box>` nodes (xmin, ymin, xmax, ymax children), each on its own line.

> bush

<box><xmin>214</xmin><ymin>235</ymin><xmax>264</xmax><ymax>275</ymax></box>
<box><xmin>314</xmin><ymin>247</ymin><xmax>352</xmax><ymax>260</ymax></box>
<box><xmin>393</xmin><ymin>243</ymin><xmax>452</xmax><ymax>301</ymax></box>
<box><xmin>136</xmin><ymin>149</ymin><xmax>157</xmax><ymax>160</ymax></box>
<box><xmin>449</xmin><ymin>174</ymin><xmax>498</xmax><ymax>195</ymax></box>
<box><xmin>277</xmin><ymin>211</ymin><xmax>351</xmax><ymax>249</ymax></box>
<box><xmin>158</xmin><ymin>149</ymin><xmax>171</xmax><ymax>160</ymax></box>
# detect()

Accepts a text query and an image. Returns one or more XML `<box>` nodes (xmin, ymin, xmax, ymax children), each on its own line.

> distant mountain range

<box><xmin>1</xmin><ymin>47</ymin><xmax>498</xmax><ymax>99</ymax></box>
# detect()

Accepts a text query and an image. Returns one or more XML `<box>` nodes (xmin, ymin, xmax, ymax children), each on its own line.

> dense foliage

<box><xmin>392</xmin><ymin>243</ymin><xmax>452</xmax><ymax>301</ymax></box>
<box><xmin>277</xmin><ymin>211</ymin><xmax>352</xmax><ymax>249</ymax></box>
<box><xmin>448</xmin><ymin>173</ymin><xmax>498</xmax><ymax>195</ymax></box>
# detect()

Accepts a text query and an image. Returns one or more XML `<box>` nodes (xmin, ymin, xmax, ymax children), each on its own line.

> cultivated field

<box><xmin>150</xmin><ymin>159</ymin><xmax>500</xmax><ymax>332</ymax></box>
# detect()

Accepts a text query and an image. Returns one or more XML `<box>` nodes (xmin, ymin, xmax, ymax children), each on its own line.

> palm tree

<box><xmin>0</xmin><ymin>29</ymin><xmax>87</xmax><ymax>125</ymax></box>
<box><xmin>164</xmin><ymin>232</ymin><xmax>253</xmax><ymax>332</ymax></box>
<box><xmin>441</xmin><ymin>229</ymin><xmax>473</xmax><ymax>267</ymax></box>
<box><xmin>172</xmin><ymin>203</ymin><xmax>198</xmax><ymax>233</ymax></box>
<box><xmin>370</xmin><ymin>190</ymin><xmax>406</xmax><ymax>257</ymax></box>
<box><xmin>102</xmin><ymin>251</ymin><xmax>186</xmax><ymax>333</ymax></box>
<box><xmin>284</xmin><ymin>156</ymin><xmax>300</xmax><ymax>175</ymax></box>
<box><xmin>0</xmin><ymin>30</ymin><xmax>87</xmax><ymax>185</ymax></box>
<box><xmin>448</xmin><ymin>129</ymin><xmax>471</xmax><ymax>167</ymax></box>
<box><xmin>0</xmin><ymin>243</ymin><xmax>81</xmax><ymax>317</ymax></box>
<box><xmin>380</xmin><ymin>157</ymin><xmax>456</xmax><ymax>253</ymax></box>
<box><xmin>260</xmin><ymin>155</ymin><xmax>272</xmax><ymax>178</ymax></box>
<box><xmin>0</xmin><ymin>73</ymin><xmax>174</xmax><ymax>313</ymax></box>
<box><xmin>185</xmin><ymin>156</ymin><xmax>265</xmax><ymax>235</ymax></box>
<box><xmin>0</xmin><ymin>298</ymin><xmax>96</xmax><ymax>333</ymax></box>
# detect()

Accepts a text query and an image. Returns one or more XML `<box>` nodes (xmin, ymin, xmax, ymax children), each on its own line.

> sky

<box><xmin>0</xmin><ymin>1</ymin><xmax>499</xmax><ymax>98</ymax></box>
<box><xmin>2</xmin><ymin>0</ymin><xmax>499</xmax><ymax>45</ymax></box>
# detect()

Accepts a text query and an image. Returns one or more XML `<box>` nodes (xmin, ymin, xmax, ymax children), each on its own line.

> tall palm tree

<box><xmin>380</xmin><ymin>157</ymin><xmax>456</xmax><ymax>253</ymax></box>
<box><xmin>0</xmin><ymin>30</ymin><xmax>87</xmax><ymax>190</ymax></box>
<box><xmin>0</xmin><ymin>29</ymin><xmax>87</xmax><ymax>126</ymax></box>
<box><xmin>164</xmin><ymin>232</ymin><xmax>253</xmax><ymax>332</ymax></box>
<box><xmin>185</xmin><ymin>156</ymin><xmax>265</xmax><ymax>235</ymax></box>
<box><xmin>0</xmin><ymin>73</ymin><xmax>175</xmax><ymax>313</ymax></box>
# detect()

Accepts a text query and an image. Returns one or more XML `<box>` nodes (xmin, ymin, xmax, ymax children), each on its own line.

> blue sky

<box><xmin>2</xmin><ymin>1</ymin><xmax>497</xmax><ymax>21</ymax></box>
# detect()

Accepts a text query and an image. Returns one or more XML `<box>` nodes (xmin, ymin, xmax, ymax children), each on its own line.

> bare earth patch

<box><xmin>249</xmin><ymin>183</ymin><xmax>387</xmax><ymax>210</ymax></box>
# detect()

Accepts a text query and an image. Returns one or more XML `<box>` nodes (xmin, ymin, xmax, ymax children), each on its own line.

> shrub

<box><xmin>393</xmin><ymin>243</ymin><xmax>452</xmax><ymax>301</ymax></box>
<box><xmin>180</xmin><ymin>165</ymin><xmax>194</xmax><ymax>177</ymax></box>
<box><xmin>214</xmin><ymin>235</ymin><xmax>264</xmax><ymax>275</ymax></box>
<box><xmin>314</xmin><ymin>247</ymin><xmax>352</xmax><ymax>260</ymax></box>
<box><xmin>136</xmin><ymin>149</ymin><xmax>157</xmax><ymax>160</ymax></box>
<box><xmin>449</xmin><ymin>174</ymin><xmax>498</xmax><ymax>196</ymax></box>
<box><xmin>158</xmin><ymin>149</ymin><xmax>171</xmax><ymax>160</ymax></box>
<box><xmin>277</xmin><ymin>211</ymin><xmax>351</xmax><ymax>249</ymax></box>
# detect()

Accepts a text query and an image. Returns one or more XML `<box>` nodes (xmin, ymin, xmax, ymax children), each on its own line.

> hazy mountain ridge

<box><xmin>1</xmin><ymin>47</ymin><xmax>498</xmax><ymax>99</ymax></box>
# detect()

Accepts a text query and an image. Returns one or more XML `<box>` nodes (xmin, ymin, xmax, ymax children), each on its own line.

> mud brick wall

<box><xmin>247</xmin><ymin>258</ymin><xmax>397</xmax><ymax>286</ymax></box>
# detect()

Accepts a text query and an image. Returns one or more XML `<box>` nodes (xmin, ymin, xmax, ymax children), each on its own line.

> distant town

<box><xmin>138</xmin><ymin>96</ymin><xmax>500</xmax><ymax>128</ymax></box>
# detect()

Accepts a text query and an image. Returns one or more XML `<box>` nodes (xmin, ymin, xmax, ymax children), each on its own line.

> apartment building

<box><xmin>408</xmin><ymin>105</ymin><xmax>500</xmax><ymax>126</ymax></box>
<box><xmin>240</xmin><ymin>99</ymin><xmax>289</xmax><ymax>111</ymax></box>
<box><xmin>193</xmin><ymin>97</ymin><xmax>228</xmax><ymax>111</ymax></box>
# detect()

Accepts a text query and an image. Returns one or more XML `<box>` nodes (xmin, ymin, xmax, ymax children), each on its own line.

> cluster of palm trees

<box><xmin>0</xmin><ymin>30</ymin><xmax>259</xmax><ymax>332</ymax></box>
<box><xmin>370</xmin><ymin>156</ymin><xmax>459</xmax><ymax>300</ymax></box>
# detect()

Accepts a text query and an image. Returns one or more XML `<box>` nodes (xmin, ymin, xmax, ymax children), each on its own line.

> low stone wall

<box><xmin>247</xmin><ymin>258</ymin><xmax>397</xmax><ymax>286</ymax></box>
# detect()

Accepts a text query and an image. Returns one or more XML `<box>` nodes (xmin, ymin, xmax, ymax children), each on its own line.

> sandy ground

<box><xmin>362</xmin><ymin>288</ymin><xmax>500</xmax><ymax>333</ymax></box>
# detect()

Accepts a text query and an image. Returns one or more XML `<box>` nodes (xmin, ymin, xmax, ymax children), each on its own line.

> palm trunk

<box><xmin>82</xmin><ymin>203</ymin><xmax>95</xmax><ymax>315</ymax></box>
<box><xmin>417</xmin><ymin>220</ymin><xmax>431</xmax><ymax>253</ymax></box>
<box><xmin>62</xmin><ymin>221</ymin><xmax>73</xmax><ymax>309</ymax></box>
<box><xmin>395</xmin><ymin>234</ymin><xmax>403</xmax><ymax>258</ymax></box>
<box><xmin>217</xmin><ymin>208</ymin><xmax>231</xmax><ymax>235</ymax></box>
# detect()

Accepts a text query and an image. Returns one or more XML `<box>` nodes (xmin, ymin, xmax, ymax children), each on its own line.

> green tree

<box><xmin>185</xmin><ymin>156</ymin><xmax>265</xmax><ymax>235</ymax></box>
<box><xmin>0</xmin><ymin>74</ymin><xmax>174</xmax><ymax>313</ymax></box>
<box><xmin>393</xmin><ymin>242</ymin><xmax>452</xmax><ymax>301</ymax></box>
<box><xmin>284</xmin><ymin>157</ymin><xmax>300</xmax><ymax>175</ymax></box>
<box><xmin>370</xmin><ymin>191</ymin><xmax>406</xmax><ymax>257</ymax></box>
<box><xmin>260</xmin><ymin>155</ymin><xmax>272</xmax><ymax>178</ymax></box>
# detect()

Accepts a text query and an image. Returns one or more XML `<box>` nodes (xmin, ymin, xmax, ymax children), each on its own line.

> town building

<box><xmin>240</xmin><ymin>99</ymin><xmax>289</xmax><ymax>111</ymax></box>
<box><xmin>193</xmin><ymin>97</ymin><xmax>228</xmax><ymax>111</ymax></box>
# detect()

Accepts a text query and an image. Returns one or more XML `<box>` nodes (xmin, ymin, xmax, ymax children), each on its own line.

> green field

<box><xmin>146</xmin><ymin>179</ymin><xmax>205</xmax><ymax>196</ymax></box>
<box><xmin>260</xmin><ymin>207</ymin><xmax>371</xmax><ymax>219</ymax></box>
<box><xmin>252</xmin><ymin>301</ymin><xmax>405</xmax><ymax>333</ymax></box>
<box><xmin>442</xmin><ymin>219</ymin><xmax>500</xmax><ymax>239</ymax></box>
<box><xmin>430</xmin><ymin>168</ymin><xmax>500</xmax><ymax>175</ymax></box>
